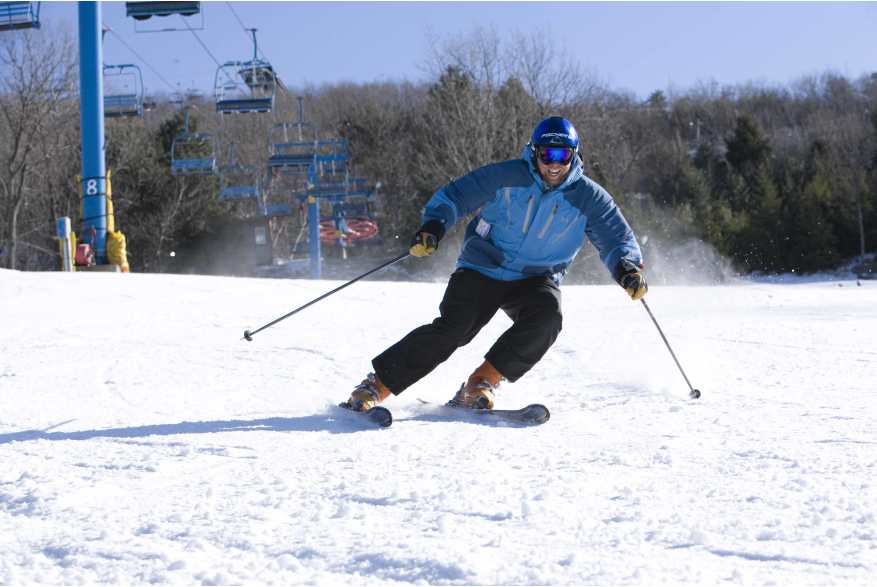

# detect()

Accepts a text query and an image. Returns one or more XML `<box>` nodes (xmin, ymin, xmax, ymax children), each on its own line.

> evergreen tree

<box><xmin>784</xmin><ymin>171</ymin><xmax>840</xmax><ymax>271</ymax></box>
<box><xmin>725</xmin><ymin>114</ymin><xmax>773</xmax><ymax>211</ymax></box>
<box><xmin>734</xmin><ymin>165</ymin><xmax>783</xmax><ymax>271</ymax></box>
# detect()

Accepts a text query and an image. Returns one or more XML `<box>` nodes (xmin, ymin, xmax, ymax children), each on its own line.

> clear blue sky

<box><xmin>43</xmin><ymin>1</ymin><xmax>877</xmax><ymax>100</ymax></box>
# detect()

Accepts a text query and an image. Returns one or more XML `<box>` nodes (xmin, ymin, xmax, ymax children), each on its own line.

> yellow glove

<box><xmin>621</xmin><ymin>272</ymin><xmax>648</xmax><ymax>300</ymax></box>
<box><xmin>409</xmin><ymin>232</ymin><xmax>438</xmax><ymax>257</ymax></box>
<box><xmin>614</xmin><ymin>259</ymin><xmax>648</xmax><ymax>300</ymax></box>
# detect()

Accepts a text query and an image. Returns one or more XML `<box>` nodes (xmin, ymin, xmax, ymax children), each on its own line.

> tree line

<box><xmin>2</xmin><ymin>24</ymin><xmax>875</xmax><ymax>280</ymax></box>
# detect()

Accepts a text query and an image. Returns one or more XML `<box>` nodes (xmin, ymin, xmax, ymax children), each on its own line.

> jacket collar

<box><xmin>523</xmin><ymin>143</ymin><xmax>584</xmax><ymax>191</ymax></box>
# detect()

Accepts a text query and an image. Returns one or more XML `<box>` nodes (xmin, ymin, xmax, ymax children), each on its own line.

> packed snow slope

<box><xmin>1</xmin><ymin>268</ymin><xmax>875</xmax><ymax>585</ymax></box>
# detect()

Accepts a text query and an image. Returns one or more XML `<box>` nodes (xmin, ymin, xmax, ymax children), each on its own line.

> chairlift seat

<box><xmin>257</xmin><ymin>186</ymin><xmax>297</xmax><ymax>218</ymax></box>
<box><xmin>220</xmin><ymin>142</ymin><xmax>262</xmax><ymax>203</ymax></box>
<box><xmin>170</xmin><ymin>108</ymin><xmax>220</xmax><ymax>177</ymax></box>
<box><xmin>268</xmin><ymin>146</ymin><xmax>317</xmax><ymax>175</ymax></box>
<box><xmin>259</xmin><ymin>204</ymin><xmax>293</xmax><ymax>216</ymax></box>
<box><xmin>126</xmin><ymin>1</ymin><xmax>200</xmax><ymax>19</ymax></box>
<box><xmin>172</xmin><ymin>158</ymin><xmax>217</xmax><ymax>175</ymax></box>
<box><xmin>216</xmin><ymin>98</ymin><xmax>274</xmax><ymax>115</ymax></box>
<box><xmin>306</xmin><ymin>180</ymin><xmax>349</xmax><ymax>197</ymax></box>
<box><xmin>104</xmin><ymin>94</ymin><xmax>142</xmax><ymax>117</ymax></box>
<box><xmin>0</xmin><ymin>1</ymin><xmax>40</xmax><ymax>31</ymax></box>
<box><xmin>220</xmin><ymin>186</ymin><xmax>261</xmax><ymax>203</ymax></box>
<box><xmin>103</xmin><ymin>64</ymin><xmax>144</xmax><ymax>118</ymax></box>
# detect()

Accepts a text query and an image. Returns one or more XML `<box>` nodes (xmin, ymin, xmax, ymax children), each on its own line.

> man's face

<box><xmin>536</xmin><ymin>156</ymin><xmax>572</xmax><ymax>187</ymax></box>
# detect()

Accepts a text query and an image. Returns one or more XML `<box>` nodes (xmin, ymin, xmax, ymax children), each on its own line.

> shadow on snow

<box><xmin>0</xmin><ymin>412</ymin><xmax>374</xmax><ymax>444</ymax></box>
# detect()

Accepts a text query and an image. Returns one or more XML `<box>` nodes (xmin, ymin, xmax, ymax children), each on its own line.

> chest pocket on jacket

<box><xmin>491</xmin><ymin>187</ymin><xmax>536</xmax><ymax>235</ymax></box>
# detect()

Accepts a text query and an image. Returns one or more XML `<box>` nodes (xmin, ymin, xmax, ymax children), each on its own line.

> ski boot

<box><xmin>447</xmin><ymin>361</ymin><xmax>504</xmax><ymax>410</ymax></box>
<box><xmin>344</xmin><ymin>372</ymin><xmax>391</xmax><ymax>412</ymax></box>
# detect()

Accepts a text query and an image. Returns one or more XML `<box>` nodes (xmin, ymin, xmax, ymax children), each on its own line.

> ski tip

<box><xmin>524</xmin><ymin>404</ymin><xmax>550</xmax><ymax>424</ymax></box>
<box><xmin>336</xmin><ymin>402</ymin><xmax>393</xmax><ymax>428</ymax></box>
<box><xmin>366</xmin><ymin>406</ymin><xmax>393</xmax><ymax>428</ymax></box>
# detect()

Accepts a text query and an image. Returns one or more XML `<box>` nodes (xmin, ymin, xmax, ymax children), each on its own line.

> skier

<box><xmin>345</xmin><ymin>117</ymin><xmax>647</xmax><ymax>412</ymax></box>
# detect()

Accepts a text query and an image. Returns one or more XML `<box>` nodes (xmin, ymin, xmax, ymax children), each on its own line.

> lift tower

<box><xmin>78</xmin><ymin>1</ymin><xmax>108</xmax><ymax>264</ymax></box>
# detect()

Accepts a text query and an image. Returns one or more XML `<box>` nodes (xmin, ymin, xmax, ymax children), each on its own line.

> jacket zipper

<box><xmin>505</xmin><ymin>187</ymin><xmax>512</xmax><ymax>229</ymax></box>
<box><xmin>521</xmin><ymin>196</ymin><xmax>535</xmax><ymax>234</ymax></box>
<box><xmin>536</xmin><ymin>204</ymin><xmax>559</xmax><ymax>239</ymax></box>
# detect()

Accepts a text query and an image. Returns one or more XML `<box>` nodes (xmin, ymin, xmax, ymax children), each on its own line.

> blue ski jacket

<box><xmin>421</xmin><ymin>144</ymin><xmax>643</xmax><ymax>285</ymax></box>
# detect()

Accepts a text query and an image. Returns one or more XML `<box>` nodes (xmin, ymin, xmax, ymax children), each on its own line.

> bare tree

<box><xmin>0</xmin><ymin>25</ymin><xmax>77</xmax><ymax>269</ymax></box>
<box><xmin>507</xmin><ymin>27</ymin><xmax>607</xmax><ymax>118</ymax></box>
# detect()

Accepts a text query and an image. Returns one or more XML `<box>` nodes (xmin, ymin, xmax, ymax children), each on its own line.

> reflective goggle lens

<box><xmin>537</xmin><ymin>147</ymin><xmax>574</xmax><ymax>165</ymax></box>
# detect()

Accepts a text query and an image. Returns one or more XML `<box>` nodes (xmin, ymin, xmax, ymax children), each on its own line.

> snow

<box><xmin>1</xmin><ymin>267</ymin><xmax>875</xmax><ymax>585</ymax></box>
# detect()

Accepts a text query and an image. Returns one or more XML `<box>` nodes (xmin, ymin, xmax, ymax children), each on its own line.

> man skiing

<box><xmin>345</xmin><ymin>117</ymin><xmax>647</xmax><ymax>412</ymax></box>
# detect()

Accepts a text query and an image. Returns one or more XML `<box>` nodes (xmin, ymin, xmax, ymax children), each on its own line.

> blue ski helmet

<box><xmin>532</xmin><ymin>117</ymin><xmax>578</xmax><ymax>149</ymax></box>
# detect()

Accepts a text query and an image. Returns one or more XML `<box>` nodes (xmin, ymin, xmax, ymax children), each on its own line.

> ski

<box><xmin>416</xmin><ymin>399</ymin><xmax>550</xmax><ymax>426</ymax></box>
<box><xmin>336</xmin><ymin>403</ymin><xmax>393</xmax><ymax>428</ymax></box>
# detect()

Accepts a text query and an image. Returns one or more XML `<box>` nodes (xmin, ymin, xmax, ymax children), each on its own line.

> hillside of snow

<box><xmin>1</xmin><ymin>267</ymin><xmax>875</xmax><ymax>585</ymax></box>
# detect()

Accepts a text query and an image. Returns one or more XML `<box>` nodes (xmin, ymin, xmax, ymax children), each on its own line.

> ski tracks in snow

<box><xmin>1</xmin><ymin>272</ymin><xmax>875</xmax><ymax>584</ymax></box>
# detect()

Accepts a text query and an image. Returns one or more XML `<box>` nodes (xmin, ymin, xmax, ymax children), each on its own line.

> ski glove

<box><xmin>614</xmin><ymin>259</ymin><xmax>648</xmax><ymax>301</ymax></box>
<box><xmin>409</xmin><ymin>220</ymin><xmax>445</xmax><ymax>257</ymax></box>
<box><xmin>410</xmin><ymin>232</ymin><xmax>438</xmax><ymax>257</ymax></box>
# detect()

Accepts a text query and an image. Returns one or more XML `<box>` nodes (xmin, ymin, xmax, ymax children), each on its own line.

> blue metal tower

<box><xmin>78</xmin><ymin>1</ymin><xmax>108</xmax><ymax>264</ymax></box>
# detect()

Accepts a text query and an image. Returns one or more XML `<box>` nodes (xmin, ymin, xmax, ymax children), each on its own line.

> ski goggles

<box><xmin>535</xmin><ymin>146</ymin><xmax>575</xmax><ymax>165</ymax></box>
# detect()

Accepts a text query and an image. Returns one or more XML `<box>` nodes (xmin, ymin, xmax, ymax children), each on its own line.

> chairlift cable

<box><xmin>102</xmin><ymin>26</ymin><xmax>177</xmax><ymax>95</ymax></box>
<box><xmin>177</xmin><ymin>14</ymin><xmax>236</xmax><ymax>86</ymax></box>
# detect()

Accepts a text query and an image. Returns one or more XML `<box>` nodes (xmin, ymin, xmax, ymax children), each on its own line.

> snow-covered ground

<box><xmin>1</xmin><ymin>267</ymin><xmax>875</xmax><ymax>585</ymax></box>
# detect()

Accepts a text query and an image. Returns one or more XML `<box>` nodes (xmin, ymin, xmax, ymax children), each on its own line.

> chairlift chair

<box><xmin>103</xmin><ymin>64</ymin><xmax>144</xmax><ymax>118</ymax></box>
<box><xmin>268</xmin><ymin>122</ymin><xmax>318</xmax><ymax>176</ymax></box>
<box><xmin>170</xmin><ymin>107</ymin><xmax>220</xmax><ymax>177</ymax></box>
<box><xmin>125</xmin><ymin>1</ymin><xmax>203</xmax><ymax>32</ymax></box>
<box><xmin>214</xmin><ymin>29</ymin><xmax>275</xmax><ymax>114</ymax></box>
<box><xmin>311</xmin><ymin>140</ymin><xmax>354</xmax><ymax>182</ymax></box>
<box><xmin>0</xmin><ymin>1</ymin><xmax>40</xmax><ymax>31</ymax></box>
<box><xmin>258</xmin><ymin>185</ymin><xmax>298</xmax><ymax>218</ymax></box>
<box><xmin>220</xmin><ymin>142</ymin><xmax>263</xmax><ymax>204</ymax></box>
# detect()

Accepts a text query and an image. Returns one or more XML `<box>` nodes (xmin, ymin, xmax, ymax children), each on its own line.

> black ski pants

<box><xmin>373</xmin><ymin>268</ymin><xmax>563</xmax><ymax>394</ymax></box>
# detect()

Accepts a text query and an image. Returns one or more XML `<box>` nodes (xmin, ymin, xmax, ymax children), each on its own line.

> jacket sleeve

<box><xmin>421</xmin><ymin>163</ymin><xmax>507</xmax><ymax>237</ymax></box>
<box><xmin>584</xmin><ymin>187</ymin><xmax>643</xmax><ymax>274</ymax></box>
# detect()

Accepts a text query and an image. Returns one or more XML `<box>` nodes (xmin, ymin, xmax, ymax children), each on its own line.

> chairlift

<box><xmin>268</xmin><ymin>124</ymin><xmax>318</xmax><ymax>176</ymax></box>
<box><xmin>312</xmin><ymin>140</ymin><xmax>354</xmax><ymax>181</ymax></box>
<box><xmin>259</xmin><ymin>185</ymin><xmax>298</xmax><ymax>218</ymax></box>
<box><xmin>103</xmin><ymin>64</ymin><xmax>144</xmax><ymax>118</ymax></box>
<box><xmin>125</xmin><ymin>1</ymin><xmax>203</xmax><ymax>32</ymax></box>
<box><xmin>170</xmin><ymin>107</ymin><xmax>220</xmax><ymax>177</ymax></box>
<box><xmin>214</xmin><ymin>29</ymin><xmax>275</xmax><ymax>114</ymax></box>
<box><xmin>220</xmin><ymin>142</ymin><xmax>262</xmax><ymax>203</ymax></box>
<box><xmin>0</xmin><ymin>1</ymin><xmax>39</xmax><ymax>31</ymax></box>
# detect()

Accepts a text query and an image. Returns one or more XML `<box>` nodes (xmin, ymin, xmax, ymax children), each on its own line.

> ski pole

<box><xmin>640</xmin><ymin>298</ymin><xmax>702</xmax><ymax>399</ymax></box>
<box><xmin>243</xmin><ymin>252</ymin><xmax>412</xmax><ymax>341</ymax></box>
